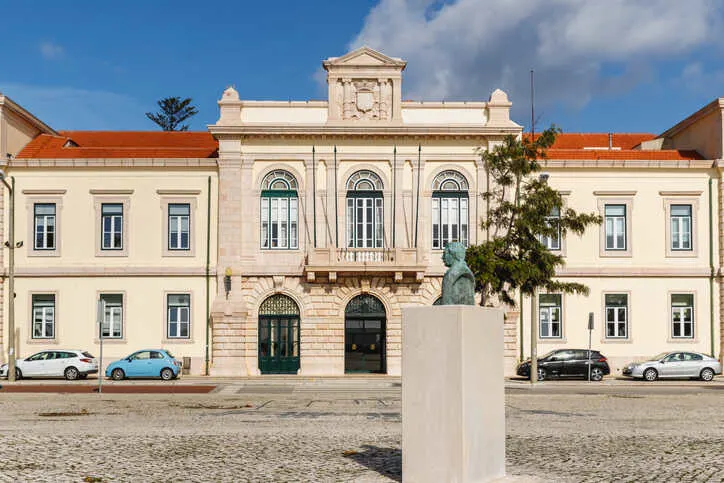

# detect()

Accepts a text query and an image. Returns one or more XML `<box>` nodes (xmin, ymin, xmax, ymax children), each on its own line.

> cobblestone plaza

<box><xmin>0</xmin><ymin>380</ymin><xmax>722</xmax><ymax>482</ymax></box>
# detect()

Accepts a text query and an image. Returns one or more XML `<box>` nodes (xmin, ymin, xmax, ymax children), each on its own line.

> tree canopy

<box><xmin>466</xmin><ymin>126</ymin><xmax>602</xmax><ymax>307</ymax></box>
<box><xmin>145</xmin><ymin>97</ymin><xmax>198</xmax><ymax>131</ymax></box>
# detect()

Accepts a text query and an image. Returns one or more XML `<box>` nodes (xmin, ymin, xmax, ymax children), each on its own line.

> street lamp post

<box><xmin>0</xmin><ymin>168</ymin><xmax>19</xmax><ymax>382</ymax></box>
<box><xmin>530</xmin><ymin>172</ymin><xmax>550</xmax><ymax>385</ymax></box>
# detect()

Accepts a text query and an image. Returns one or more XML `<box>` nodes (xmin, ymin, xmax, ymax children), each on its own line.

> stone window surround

<box><xmin>23</xmin><ymin>190</ymin><xmax>65</xmax><ymax>258</ymax></box>
<box><xmin>253</xmin><ymin>164</ymin><xmax>305</xmax><ymax>252</ymax></box>
<box><xmin>160</xmin><ymin>194</ymin><xmax>199</xmax><ymax>257</ymax></box>
<box><xmin>596</xmin><ymin>193</ymin><xmax>635</xmax><ymax>258</ymax></box>
<box><xmin>600</xmin><ymin>290</ymin><xmax>632</xmax><ymax>344</ymax></box>
<box><xmin>94</xmin><ymin>290</ymin><xmax>127</xmax><ymax>344</ymax></box>
<box><xmin>661</xmin><ymin>193</ymin><xmax>700</xmax><ymax>258</ymax></box>
<box><xmin>26</xmin><ymin>290</ymin><xmax>59</xmax><ymax>345</ymax></box>
<box><xmin>544</xmin><ymin>191</ymin><xmax>570</xmax><ymax>258</ymax></box>
<box><xmin>537</xmin><ymin>292</ymin><xmax>565</xmax><ymax>344</ymax></box>
<box><xmin>341</xmin><ymin>164</ymin><xmax>391</xmax><ymax>249</ymax></box>
<box><xmin>667</xmin><ymin>290</ymin><xmax>698</xmax><ymax>343</ymax></box>
<box><xmin>92</xmin><ymin>190</ymin><xmax>132</xmax><ymax>258</ymax></box>
<box><xmin>163</xmin><ymin>291</ymin><xmax>194</xmax><ymax>343</ymax></box>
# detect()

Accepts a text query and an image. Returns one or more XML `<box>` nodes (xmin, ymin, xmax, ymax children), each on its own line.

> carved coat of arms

<box><xmin>356</xmin><ymin>90</ymin><xmax>374</xmax><ymax>113</ymax></box>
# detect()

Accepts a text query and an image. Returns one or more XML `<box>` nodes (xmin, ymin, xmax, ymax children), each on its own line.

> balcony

<box><xmin>305</xmin><ymin>247</ymin><xmax>427</xmax><ymax>282</ymax></box>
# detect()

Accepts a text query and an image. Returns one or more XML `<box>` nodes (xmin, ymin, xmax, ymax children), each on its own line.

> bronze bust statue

<box><xmin>441</xmin><ymin>242</ymin><xmax>475</xmax><ymax>305</ymax></box>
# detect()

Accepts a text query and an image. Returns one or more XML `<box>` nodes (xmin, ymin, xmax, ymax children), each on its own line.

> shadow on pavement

<box><xmin>346</xmin><ymin>444</ymin><xmax>401</xmax><ymax>482</ymax></box>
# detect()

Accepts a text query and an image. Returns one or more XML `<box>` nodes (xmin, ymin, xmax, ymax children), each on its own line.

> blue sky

<box><xmin>2</xmin><ymin>1</ymin><xmax>724</xmax><ymax>134</ymax></box>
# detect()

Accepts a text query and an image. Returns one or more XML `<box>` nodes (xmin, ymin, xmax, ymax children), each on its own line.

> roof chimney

<box><xmin>608</xmin><ymin>132</ymin><xmax>613</xmax><ymax>150</ymax></box>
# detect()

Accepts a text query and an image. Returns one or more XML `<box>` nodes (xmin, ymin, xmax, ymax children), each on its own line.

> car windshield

<box><xmin>649</xmin><ymin>352</ymin><xmax>670</xmax><ymax>361</ymax></box>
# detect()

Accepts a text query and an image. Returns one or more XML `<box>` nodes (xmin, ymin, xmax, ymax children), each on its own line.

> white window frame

<box><xmin>101</xmin><ymin>203</ymin><xmax>124</xmax><ymax>250</ymax></box>
<box><xmin>100</xmin><ymin>293</ymin><xmax>123</xmax><ymax>339</ymax></box>
<box><xmin>540</xmin><ymin>206</ymin><xmax>561</xmax><ymax>251</ymax></box>
<box><xmin>597</xmin><ymin>196</ymin><xmax>634</xmax><ymax>257</ymax></box>
<box><xmin>604</xmin><ymin>293</ymin><xmax>628</xmax><ymax>339</ymax></box>
<box><xmin>167</xmin><ymin>293</ymin><xmax>191</xmax><ymax>339</ymax></box>
<box><xmin>671</xmin><ymin>293</ymin><xmax>694</xmax><ymax>339</ymax></box>
<box><xmin>431</xmin><ymin>170</ymin><xmax>469</xmax><ymax>250</ymax></box>
<box><xmin>539</xmin><ymin>294</ymin><xmax>562</xmax><ymax>339</ymax></box>
<box><xmin>31</xmin><ymin>294</ymin><xmax>55</xmax><ymax>339</ymax></box>
<box><xmin>33</xmin><ymin>203</ymin><xmax>56</xmax><ymax>250</ymax></box>
<box><xmin>168</xmin><ymin>203</ymin><xmax>191</xmax><ymax>251</ymax></box>
<box><xmin>604</xmin><ymin>204</ymin><xmax>626</xmax><ymax>250</ymax></box>
<box><xmin>260</xmin><ymin>171</ymin><xmax>299</xmax><ymax>250</ymax></box>
<box><xmin>670</xmin><ymin>204</ymin><xmax>692</xmax><ymax>251</ymax></box>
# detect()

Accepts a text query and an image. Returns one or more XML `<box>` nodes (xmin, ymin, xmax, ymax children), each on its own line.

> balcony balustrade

<box><xmin>305</xmin><ymin>247</ymin><xmax>426</xmax><ymax>282</ymax></box>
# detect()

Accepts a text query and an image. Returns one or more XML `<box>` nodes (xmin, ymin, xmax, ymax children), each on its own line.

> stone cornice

<box><xmin>7</xmin><ymin>266</ymin><xmax>216</xmax><ymax>277</ymax></box>
<box><xmin>542</xmin><ymin>159</ymin><xmax>714</xmax><ymax>169</ymax></box>
<box><xmin>209</xmin><ymin>123</ymin><xmax>521</xmax><ymax>138</ymax></box>
<box><xmin>427</xmin><ymin>266</ymin><xmax>713</xmax><ymax>278</ymax></box>
<box><xmin>9</xmin><ymin>158</ymin><xmax>218</xmax><ymax>168</ymax></box>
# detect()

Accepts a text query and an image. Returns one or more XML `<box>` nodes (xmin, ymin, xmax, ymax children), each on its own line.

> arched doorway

<box><xmin>345</xmin><ymin>294</ymin><xmax>386</xmax><ymax>373</ymax></box>
<box><xmin>258</xmin><ymin>294</ymin><xmax>300</xmax><ymax>374</ymax></box>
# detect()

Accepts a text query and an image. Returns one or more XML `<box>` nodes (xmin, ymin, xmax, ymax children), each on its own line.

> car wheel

<box><xmin>643</xmin><ymin>368</ymin><xmax>658</xmax><ymax>381</ymax></box>
<box><xmin>700</xmin><ymin>368</ymin><xmax>715</xmax><ymax>382</ymax></box>
<box><xmin>64</xmin><ymin>367</ymin><xmax>79</xmax><ymax>381</ymax></box>
<box><xmin>160</xmin><ymin>368</ymin><xmax>174</xmax><ymax>381</ymax></box>
<box><xmin>111</xmin><ymin>368</ymin><xmax>125</xmax><ymax>381</ymax></box>
<box><xmin>590</xmin><ymin>367</ymin><xmax>604</xmax><ymax>382</ymax></box>
<box><xmin>15</xmin><ymin>368</ymin><xmax>22</xmax><ymax>380</ymax></box>
<box><xmin>536</xmin><ymin>367</ymin><xmax>546</xmax><ymax>381</ymax></box>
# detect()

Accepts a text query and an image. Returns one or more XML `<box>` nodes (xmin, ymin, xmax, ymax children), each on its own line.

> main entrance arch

<box><xmin>258</xmin><ymin>294</ymin><xmax>300</xmax><ymax>374</ymax></box>
<box><xmin>344</xmin><ymin>294</ymin><xmax>386</xmax><ymax>373</ymax></box>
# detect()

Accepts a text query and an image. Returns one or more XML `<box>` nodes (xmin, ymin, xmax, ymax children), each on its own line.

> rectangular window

<box><xmin>605</xmin><ymin>293</ymin><xmax>628</xmax><ymax>338</ymax></box>
<box><xmin>101</xmin><ymin>203</ymin><xmax>123</xmax><ymax>250</ymax></box>
<box><xmin>539</xmin><ymin>294</ymin><xmax>562</xmax><ymax>339</ymax></box>
<box><xmin>260</xmin><ymin>196</ymin><xmax>298</xmax><ymax>250</ymax></box>
<box><xmin>671</xmin><ymin>294</ymin><xmax>694</xmax><ymax>338</ymax></box>
<box><xmin>605</xmin><ymin>204</ymin><xmax>626</xmax><ymax>250</ymax></box>
<box><xmin>432</xmin><ymin>195</ymin><xmax>469</xmax><ymax>249</ymax></box>
<box><xmin>167</xmin><ymin>294</ymin><xmax>190</xmax><ymax>339</ymax></box>
<box><xmin>540</xmin><ymin>207</ymin><xmax>561</xmax><ymax>250</ymax></box>
<box><xmin>168</xmin><ymin>203</ymin><xmax>190</xmax><ymax>250</ymax></box>
<box><xmin>670</xmin><ymin>204</ymin><xmax>692</xmax><ymax>251</ymax></box>
<box><xmin>100</xmin><ymin>293</ymin><xmax>123</xmax><ymax>338</ymax></box>
<box><xmin>34</xmin><ymin>203</ymin><xmax>56</xmax><ymax>250</ymax></box>
<box><xmin>347</xmin><ymin>196</ymin><xmax>384</xmax><ymax>249</ymax></box>
<box><xmin>32</xmin><ymin>294</ymin><xmax>55</xmax><ymax>339</ymax></box>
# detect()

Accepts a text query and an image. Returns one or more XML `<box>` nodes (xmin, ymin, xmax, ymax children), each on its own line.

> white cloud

<box><xmin>350</xmin><ymin>0</ymin><xmax>723</xmax><ymax>123</ymax></box>
<box><xmin>0</xmin><ymin>83</ymin><xmax>147</xmax><ymax>130</ymax></box>
<box><xmin>39</xmin><ymin>41</ymin><xmax>65</xmax><ymax>60</ymax></box>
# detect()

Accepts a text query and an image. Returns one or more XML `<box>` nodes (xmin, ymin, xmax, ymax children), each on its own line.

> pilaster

<box><xmin>304</xmin><ymin>157</ymin><xmax>316</xmax><ymax>248</ymax></box>
<box><xmin>393</xmin><ymin>153</ymin><xmax>405</xmax><ymax>248</ymax></box>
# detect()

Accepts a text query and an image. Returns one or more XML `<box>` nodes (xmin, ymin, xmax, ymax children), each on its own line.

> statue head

<box><xmin>442</xmin><ymin>242</ymin><xmax>466</xmax><ymax>268</ymax></box>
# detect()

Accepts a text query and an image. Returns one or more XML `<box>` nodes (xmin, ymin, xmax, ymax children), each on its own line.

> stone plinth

<box><xmin>402</xmin><ymin>305</ymin><xmax>505</xmax><ymax>483</ymax></box>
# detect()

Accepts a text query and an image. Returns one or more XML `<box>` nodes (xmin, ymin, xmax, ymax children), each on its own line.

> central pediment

<box><xmin>324</xmin><ymin>47</ymin><xmax>406</xmax><ymax>124</ymax></box>
<box><xmin>323</xmin><ymin>46</ymin><xmax>407</xmax><ymax>69</ymax></box>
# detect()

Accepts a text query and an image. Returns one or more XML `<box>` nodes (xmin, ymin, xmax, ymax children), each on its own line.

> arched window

<box><xmin>260</xmin><ymin>170</ymin><xmax>298</xmax><ymax>249</ymax></box>
<box><xmin>346</xmin><ymin>170</ymin><xmax>384</xmax><ymax>249</ymax></box>
<box><xmin>431</xmin><ymin>170</ymin><xmax>469</xmax><ymax>249</ymax></box>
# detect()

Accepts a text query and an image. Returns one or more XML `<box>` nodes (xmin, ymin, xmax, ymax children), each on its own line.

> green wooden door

<box><xmin>258</xmin><ymin>295</ymin><xmax>300</xmax><ymax>374</ymax></box>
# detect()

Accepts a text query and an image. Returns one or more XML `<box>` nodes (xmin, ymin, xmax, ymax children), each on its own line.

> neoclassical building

<box><xmin>0</xmin><ymin>47</ymin><xmax>722</xmax><ymax>376</ymax></box>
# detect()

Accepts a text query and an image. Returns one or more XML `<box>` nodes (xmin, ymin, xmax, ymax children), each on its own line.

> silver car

<box><xmin>623</xmin><ymin>351</ymin><xmax>722</xmax><ymax>381</ymax></box>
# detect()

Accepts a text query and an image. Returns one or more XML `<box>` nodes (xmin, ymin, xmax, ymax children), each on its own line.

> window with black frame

<box><xmin>431</xmin><ymin>170</ymin><xmax>468</xmax><ymax>249</ymax></box>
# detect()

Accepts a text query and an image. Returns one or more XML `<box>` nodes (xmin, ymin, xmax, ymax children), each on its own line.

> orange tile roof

<box><xmin>544</xmin><ymin>148</ymin><xmax>703</xmax><ymax>161</ymax></box>
<box><xmin>16</xmin><ymin>131</ymin><xmax>218</xmax><ymax>159</ymax></box>
<box><xmin>524</xmin><ymin>132</ymin><xmax>657</xmax><ymax>149</ymax></box>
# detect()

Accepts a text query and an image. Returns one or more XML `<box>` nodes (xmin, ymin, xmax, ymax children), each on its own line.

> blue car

<box><xmin>105</xmin><ymin>349</ymin><xmax>181</xmax><ymax>381</ymax></box>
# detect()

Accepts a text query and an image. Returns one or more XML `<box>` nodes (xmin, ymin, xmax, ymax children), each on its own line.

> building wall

<box><xmin>2</xmin><ymin>166</ymin><xmax>218</xmax><ymax>374</ymax></box>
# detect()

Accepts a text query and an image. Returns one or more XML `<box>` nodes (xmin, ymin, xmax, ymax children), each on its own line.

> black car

<box><xmin>516</xmin><ymin>349</ymin><xmax>611</xmax><ymax>381</ymax></box>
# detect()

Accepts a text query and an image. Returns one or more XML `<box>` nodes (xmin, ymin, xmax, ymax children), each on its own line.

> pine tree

<box><xmin>145</xmin><ymin>97</ymin><xmax>199</xmax><ymax>131</ymax></box>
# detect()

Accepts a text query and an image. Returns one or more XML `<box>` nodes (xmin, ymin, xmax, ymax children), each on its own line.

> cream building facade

<box><xmin>1</xmin><ymin>47</ymin><xmax>723</xmax><ymax>377</ymax></box>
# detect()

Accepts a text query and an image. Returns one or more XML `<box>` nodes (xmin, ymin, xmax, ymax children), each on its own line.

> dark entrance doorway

<box><xmin>258</xmin><ymin>294</ymin><xmax>300</xmax><ymax>374</ymax></box>
<box><xmin>345</xmin><ymin>294</ymin><xmax>386</xmax><ymax>373</ymax></box>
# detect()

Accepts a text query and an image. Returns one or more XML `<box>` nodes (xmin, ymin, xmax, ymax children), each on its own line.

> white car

<box><xmin>0</xmin><ymin>350</ymin><xmax>98</xmax><ymax>380</ymax></box>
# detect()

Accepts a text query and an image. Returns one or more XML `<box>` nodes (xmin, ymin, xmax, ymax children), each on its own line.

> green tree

<box><xmin>145</xmin><ymin>97</ymin><xmax>199</xmax><ymax>131</ymax></box>
<box><xmin>466</xmin><ymin>126</ymin><xmax>601</xmax><ymax>307</ymax></box>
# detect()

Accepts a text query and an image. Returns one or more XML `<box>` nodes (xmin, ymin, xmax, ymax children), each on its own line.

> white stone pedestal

<box><xmin>402</xmin><ymin>305</ymin><xmax>505</xmax><ymax>483</ymax></box>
